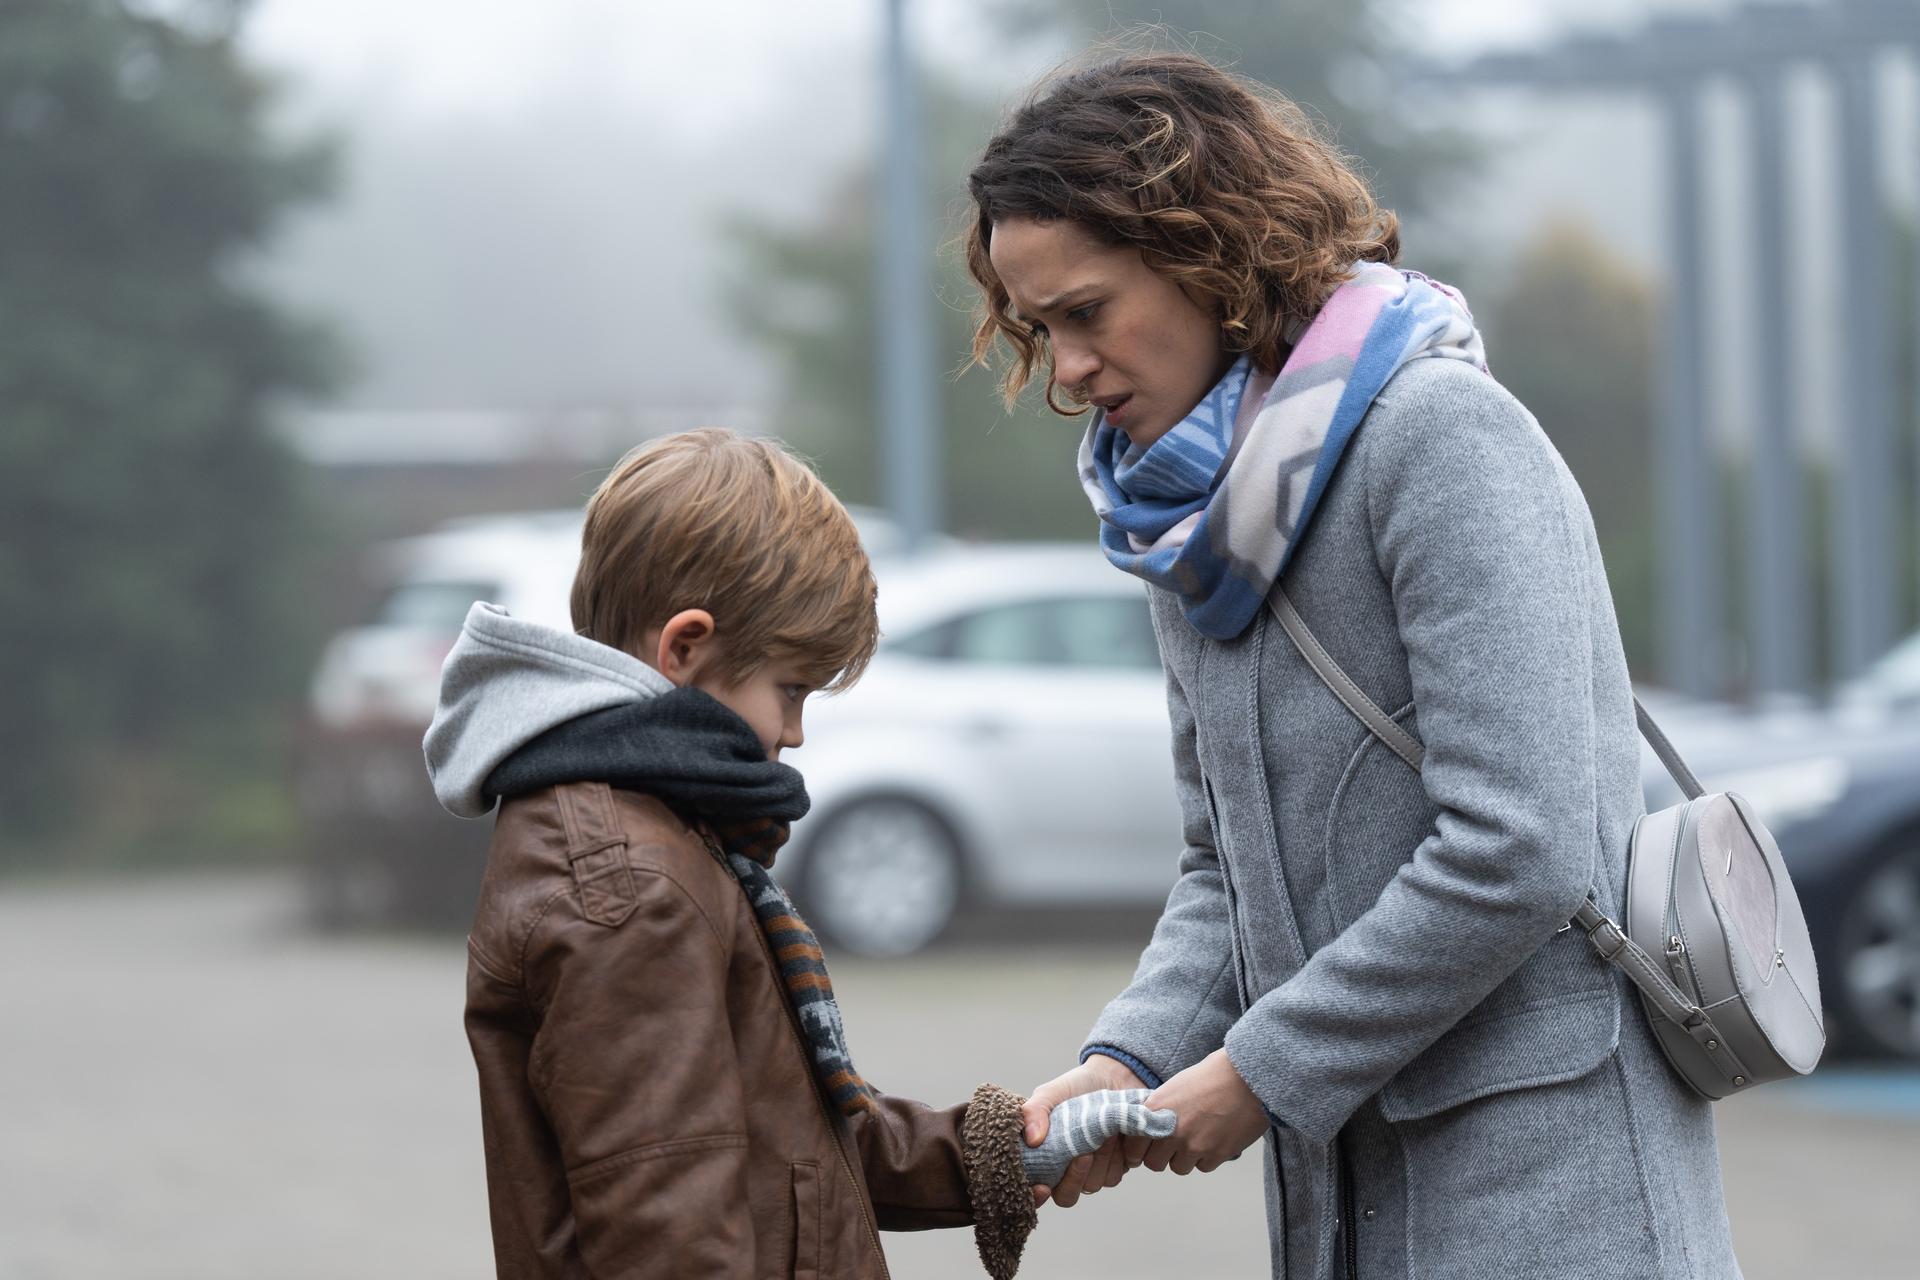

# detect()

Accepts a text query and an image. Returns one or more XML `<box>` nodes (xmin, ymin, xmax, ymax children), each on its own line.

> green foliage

<box><xmin>728</xmin><ymin>2</ymin><xmax>1472</xmax><ymax>541</ymax></box>
<box><xmin>0</xmin><ymin>0</ymin><xmax>339</xmax><ymax>856</ymax></box>
<box><xmin>725</xmin><ymin>85</ymin><xmax>1095</xmax><ymax>540</ymax></box>
<box><xmin>1480</xmin><ymin>222</ymin><xmax>1659</xmax><ymax>676</ymax></box>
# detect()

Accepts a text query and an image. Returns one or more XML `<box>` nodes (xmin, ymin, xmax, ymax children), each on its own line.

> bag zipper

<box><xmin>1662</xmin><ymin>800</ymin><xmax>1708</xmax><ymax>1006</ymax></box>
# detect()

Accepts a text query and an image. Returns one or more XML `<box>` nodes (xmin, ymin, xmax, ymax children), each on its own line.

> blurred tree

<box><xmin>727</xmin><ymin>4</ymin><xmax>1475</xmax><ymax>542</ymax></box>
<box><xmin>0</xmin><ymin>0</ymin><xmax>338</xmax><ymax>859</ymax></box>
<box><xmin>724</xmin><ymin>84</ymin><xmax>1088</xmax><ymax>542</ymax></box>
<box><xmin>1481</xmin><ymin>221</ymin><xmax>1659</xmax><ymax>675</ymax></box>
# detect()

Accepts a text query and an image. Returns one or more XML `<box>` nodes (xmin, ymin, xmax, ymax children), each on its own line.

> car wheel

<box><xmin>797</xmin><ymin>798</ymin><xmax>964</xmax><ymax>958</ymax></box>
<box><xmin>1833</xmin><ymin>839</ymin><xmax>1920</xmax><ymax>1059</ymax></box>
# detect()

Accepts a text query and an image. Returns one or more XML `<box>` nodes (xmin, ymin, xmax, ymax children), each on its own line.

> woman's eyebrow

<box><xmin>1015</xmin><ymin>285</ymin><xmax>1103</xmax><ymax>323</ymax></box>
<box><xmin>1030</xmin><ymin>285</ymin><xmax>1101</xmax><ymax>313</ymax></box>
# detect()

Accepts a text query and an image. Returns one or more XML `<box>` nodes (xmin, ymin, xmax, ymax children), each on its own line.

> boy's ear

<box><xmin>653</xmin><ymin>608</ymin><xmax>719</xmax><ymax>687</ymax></box>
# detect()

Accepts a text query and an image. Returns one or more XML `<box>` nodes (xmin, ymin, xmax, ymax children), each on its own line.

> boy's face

<box><xmin>694</xmin><ymin>660</ymin><xmax>819</xmax><ymax>762</ymax></box>
<box><xmin>647</xmin><ymin>607</ymin><xmax>826</xmax><ymax>761</ymax></box>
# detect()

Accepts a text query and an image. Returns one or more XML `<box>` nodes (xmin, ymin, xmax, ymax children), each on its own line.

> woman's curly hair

<box><xmin>965</xmin><ymin>50</ymin><xmax>1400</xmax><ymax>412</ymax></box>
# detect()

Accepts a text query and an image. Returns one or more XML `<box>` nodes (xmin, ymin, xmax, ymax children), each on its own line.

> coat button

<box><xmin>1733</xmin><ymin>1076</ymin><xmax>1746</xmax><ymax>1086</ymax></box>
<box><xmin>1706</xmin><ymin>1039</ymin><xmax>1718</xmax><ymax>1050</ymax></box>
<box><xmin>1363</xmin><ymin>1208</ymin><xmax>1377</xmax><ymax>1221</ymax></box>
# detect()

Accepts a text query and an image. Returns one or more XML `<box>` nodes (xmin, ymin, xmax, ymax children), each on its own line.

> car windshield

<box><xmin>373</xmin><ymin>579</ymin><xmax>496</xmax><ymax>630</ymax></box>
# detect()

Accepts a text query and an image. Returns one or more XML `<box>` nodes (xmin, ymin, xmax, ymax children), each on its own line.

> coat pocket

<box><xmin>1323</xmin><ymin>701</ymin><xmax>1435</xmax><ymax>929</ymax></box>
<box><xmin>1379</xmin><ymin>983</ymin><xmax>1620</xmax><ymax>1121</ymax></box>
<box><xmin>1395</xmin><ymin>1044</ymin><xmax>1663</xmax><ymax>1280</ymax></box>
<box><xmin>790</xmin><ymin>1160</ymin><xmax>820</xmax><ymax>1280</ymax></box>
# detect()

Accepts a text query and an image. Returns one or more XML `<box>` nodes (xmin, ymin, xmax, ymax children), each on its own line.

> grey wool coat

<box><xmin>1084</xmin><ymin>358</ymin><xmax>1741</xmax><ymax>1279</ymax></box>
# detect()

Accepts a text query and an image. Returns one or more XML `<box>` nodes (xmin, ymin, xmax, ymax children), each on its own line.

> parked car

<box><xmin>297</xmin><ymin>514</ymin><xmax>1920</xmax><ymax>1062</ymax></box>
<box><xmin>306</xmin><ymin>506</ymin><xmax>940</xmax><ymax>735</ymax></box>
<box><xmin>781</xmin><ymin>544</ymin><xmax>1178</xmax><ymax>957</ymax></box>
<box><xmin>296</xmin><ymin>512</ymin><xmax>583</xmax><ymax>925</ymax></box>
<box><xmin>294</xmin><ymin>505</ymin><xmax>941</xmax><ymax>925</ymax></box>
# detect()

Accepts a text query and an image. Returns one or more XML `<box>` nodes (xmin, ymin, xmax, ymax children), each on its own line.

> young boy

<box><xmin>422</xmin><ymin>430</ymin><xmax>1040</xmax><ymax>1279</ymax></box>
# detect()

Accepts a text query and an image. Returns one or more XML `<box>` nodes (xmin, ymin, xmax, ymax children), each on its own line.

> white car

<box><xmin>781</xmin><ymin>545</ymin><xmax>1183</xmax><ymax>956</ymax></box>
<box><xmin>296</xmin><ymin>506</ymin><xmax>959</xmax><ymax>925</ymax></box>
<box><xmin>308</xmin><ymin>511</ymin><xmax>585</xmax><ymax>732</ymax></box>
<box><xmin>307</xmin><ymin>505</ymin><xmax>941</xmax><ymax>732</ymax></box>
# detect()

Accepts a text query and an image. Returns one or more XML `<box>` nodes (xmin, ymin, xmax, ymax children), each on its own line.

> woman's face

<box><xmin>988</xmin><ymin>216</ymin><xmax>1233</xmax><ymax>447</ymax></box>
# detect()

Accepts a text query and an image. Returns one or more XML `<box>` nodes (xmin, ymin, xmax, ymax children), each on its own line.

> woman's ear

<box><xmin>653</xmin><ymin>608</ymin><xmax>719</xmax><ymax>687</ymax></box>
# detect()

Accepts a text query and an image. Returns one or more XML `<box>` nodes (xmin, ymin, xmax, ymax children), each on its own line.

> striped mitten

<box><xmin>1022</xmin><ymin>1089</ymin><xmax>1177</xmax><ymax>1186</ymax></box>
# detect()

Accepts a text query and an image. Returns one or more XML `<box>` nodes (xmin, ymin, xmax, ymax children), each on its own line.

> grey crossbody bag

<box><xmin>1266</xmin><ymin>588</ymin><xmax>1825</xmax><ymax>1099</ymax></box>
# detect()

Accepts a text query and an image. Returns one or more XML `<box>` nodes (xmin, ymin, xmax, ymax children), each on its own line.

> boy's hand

<box><xmin>1021</xmin><ymin>1055</ymin><xmax>1145</xmax><ymax>1207</ymax></box>
<box><xmin>1142</xmin><ymin>1049</ymin><xmax>1269</xmax><ymax>1174</ymax></box>
<box><xmin>1023</xmin><ymin>1090</ymin><xmax>1176</xmax><ymax>1188</ymax></box>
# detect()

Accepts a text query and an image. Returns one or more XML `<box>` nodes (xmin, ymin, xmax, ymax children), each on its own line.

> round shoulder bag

<box><xmin>1266</xmin><ymin>588</ymin><xmax>1825</xmax><ymax>1098</ymax></box>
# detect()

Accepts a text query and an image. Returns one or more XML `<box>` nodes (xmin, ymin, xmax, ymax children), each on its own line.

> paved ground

<box><xmin>3</xmin><ymin>872</ymin><xmax>1916</xmax><ymax>1278</ymax></box>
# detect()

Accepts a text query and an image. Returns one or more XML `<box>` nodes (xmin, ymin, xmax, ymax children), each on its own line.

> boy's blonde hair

<box><xmin>571</xmin><ymin>428</ymin><xmax>879</xmax><ymax>691</ymax></box>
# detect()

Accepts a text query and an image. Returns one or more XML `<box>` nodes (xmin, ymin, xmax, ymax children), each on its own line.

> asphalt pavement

<box><xmin>2</xmin><ymin>873</ymin><xmax>1915</xmax><ymax>1278</ymax></box>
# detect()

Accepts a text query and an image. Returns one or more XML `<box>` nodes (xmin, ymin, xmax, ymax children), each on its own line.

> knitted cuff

<box><xmin>961</xmin><ymin>1083</ymin><xmax>1038</xmax><ymax>1280</ymax></box>
<box><xmin>1079</xmin><ymin>1044</ymin><xmax>1164</xmax><ymax>1089</ymax></box>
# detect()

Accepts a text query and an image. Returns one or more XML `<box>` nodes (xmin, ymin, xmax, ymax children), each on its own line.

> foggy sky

<box><xmin>242</xmin><ymin>0</ymin><xmax>1904</xmax><ymax>460</ymax></box>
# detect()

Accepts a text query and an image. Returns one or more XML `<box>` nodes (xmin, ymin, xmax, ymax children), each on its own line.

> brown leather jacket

<box><xmin>465</xmin><ymin>780</ymin><xmax>1030</xmax><ymax>1279</ymax></box>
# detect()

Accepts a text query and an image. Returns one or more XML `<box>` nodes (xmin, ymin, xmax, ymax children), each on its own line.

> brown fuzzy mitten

<box><xmin>961</xmin><ymin>1083</ymin><xmax>1039</xmax><ymax>1280</ymax></box>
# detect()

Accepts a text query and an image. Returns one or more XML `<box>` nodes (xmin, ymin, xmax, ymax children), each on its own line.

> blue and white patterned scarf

<box><xmin>1077</xmin><ymin>263</ymin><xmax>1488</xmax><ymax>639</ymax></box>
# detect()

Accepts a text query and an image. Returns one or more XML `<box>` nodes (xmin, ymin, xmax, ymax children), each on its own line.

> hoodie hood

<box><xmin>424</xmin><ymin>602</ymin><xmax>673</xmax><ymax>818</ymax></box>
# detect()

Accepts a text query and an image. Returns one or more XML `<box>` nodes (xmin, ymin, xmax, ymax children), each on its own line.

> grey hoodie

<box><xmin>423</xmin><ymin>602</ymin><xmax>672</xmax><ymax>818</ymax></box>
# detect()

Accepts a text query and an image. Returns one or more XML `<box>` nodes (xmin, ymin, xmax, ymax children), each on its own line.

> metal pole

<box><xmin>877</xmin><ymin>0</ymin><xmax>941</xmax><ymax>551</ymax></box>
<box><xmin>1912</xmin><ymin>44</ymin><xmax>1920</xmax><ymax>639</ymax></box>
<box><xmin>1655</xmin><ymin>82</ymin><xmax>1720</xmax><ymax>698</ymax></box>
<box><xmin>1830</xmin><ymin>46</ymin><xmax>1899</xmax><ymax>677</ymax></box>
<box><xmin>1740</xmin><ymin>65</ymin><xmax>1810</xmax><ymax>696</ymax></box>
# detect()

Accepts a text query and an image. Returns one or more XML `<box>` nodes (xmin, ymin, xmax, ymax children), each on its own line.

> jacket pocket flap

<box><xmin>791</xmin><ymin>1160</ymin><xmax>820</xmax><ymax>1280</ymax></box>
<box><xmin>1378</xmin><ymin>986</ymin><xmax>1620</xmax><ymax>1122</ymax></box>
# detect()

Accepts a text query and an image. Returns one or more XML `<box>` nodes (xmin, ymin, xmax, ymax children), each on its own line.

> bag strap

<box><xmin>1264</xmin><ymin>587</ymin><xmax>1703</xmax><ymax>798</ymax></box>
<box><xmin>1267</xmin><ymin>588</ymin><xmax>1426</xmax><ymax>772</ymax></box>
<box><xmin>1632</xmin><ymin>699</ymin><xmax>1705</xmax><ymax>801</ymax></box>
<box><xmin>1263</xmin><ymin>587</ymin><xmax>1730</xmax><ymax>1050</ymax></box>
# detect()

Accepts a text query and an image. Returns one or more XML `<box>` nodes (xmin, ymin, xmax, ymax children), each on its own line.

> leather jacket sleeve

<box><xmin>850</xmin><ymin>1088</ymin><xmax>1036</xmax><ymax>1279</ymax></box>
<box><xmin>846</xmin><ymin>1094</ymin><xmax>974</xmax><ymax>1229</ymax></box>
<box><xmin>525</xmin><ymin>867</ymin><xmax>754</xmax><ymax>1279</ymax></box>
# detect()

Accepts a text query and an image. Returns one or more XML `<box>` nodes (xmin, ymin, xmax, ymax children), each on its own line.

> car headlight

<box><xmin>1711</xmin><ymin>757</ymin><xmax>1851</xmax><ymax>830</ymax></box>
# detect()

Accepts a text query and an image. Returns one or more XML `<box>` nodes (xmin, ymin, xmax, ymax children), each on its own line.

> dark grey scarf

<box><xmin>484</xmin><ymin>686</ymin><xmax>876</xmax><ymax>1114</ymax></box>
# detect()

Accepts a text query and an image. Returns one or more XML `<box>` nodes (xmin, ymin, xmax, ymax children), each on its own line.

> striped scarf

<box><xmin>1078</xmin><ymin>263</ymin><xmax>1487</xmax><ymax>639</ymax></box>
<box><xmin>711</xmin><ymin>817</ymin><xmax>877</xmax><ymax>1115</ymax></box>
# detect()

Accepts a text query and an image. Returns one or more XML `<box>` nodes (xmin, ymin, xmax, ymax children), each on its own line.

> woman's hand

<box><xmin>1143</xmin><ymin>1049</ymin><xmax>1269</xmax><ymax>1174</ymax></box>
<box><xmin>1021</xmin><ymin>1055</ymin><xmax>1145</xmax><ymax>1206</ymax></box>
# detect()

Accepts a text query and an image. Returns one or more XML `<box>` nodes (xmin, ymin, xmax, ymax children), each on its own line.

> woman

<box><xmin>964</xmin><ymin>51</ymin><xmax>1740</xmax><ymax>1279</ymax></box>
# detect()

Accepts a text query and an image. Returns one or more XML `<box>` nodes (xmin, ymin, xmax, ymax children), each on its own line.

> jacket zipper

<box><xmin>740</xmin><ymin>883</ymin><xmax>890</xmax><ymax>1278</ymax></box>
<box><xmin>1341</xmin><ymin>1152</ymin><xmax>1359</xmax><ymax>1280</ymax></box>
